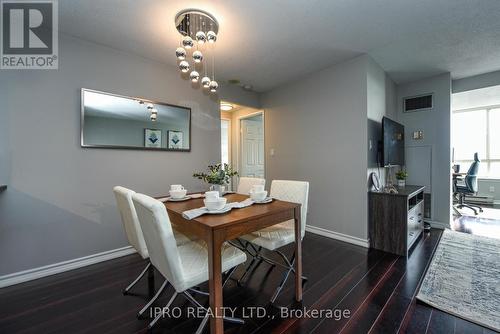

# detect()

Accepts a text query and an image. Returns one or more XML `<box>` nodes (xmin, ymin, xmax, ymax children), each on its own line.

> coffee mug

<box><xmin>205</xmin><ymin>191</ymin><xmax>219</xmax><ymax>201</ymax></box>
<box><xmin>171</xmin><ymin>185</ymin><xmax>184</xmax><ymax>191</ymax></box>
<box><xmin>251</xmin><ymin>184</ymin><xmax>265</xmax><ymax>193</ymax></box>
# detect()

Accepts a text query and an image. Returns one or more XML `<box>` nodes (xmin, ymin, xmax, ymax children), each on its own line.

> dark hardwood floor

<box><xmin>0</xmin><ymin>229</ymin><xmax>494</xmax><ymax>334</ymax></box>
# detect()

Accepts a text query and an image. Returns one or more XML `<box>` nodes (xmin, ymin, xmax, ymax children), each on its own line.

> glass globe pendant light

<box><xmin>175</xmin><ymin>9</ymin><xmax>219</xmax><ymax>94</ymax></box>
<box><xmin>182</xmin><ymin>36</ymin><xmax>194</xmax><ymax>49</ymax></box>
<box><xmin>179</xmin><ymin>60</ymin><xmax>190</xmax><ymax>73</ymax></box>
<box><xmin>192</xmin><ymin>50</ymin><xmax>203</xmax><ymax>63</ymax></box>
<box><xmin>201</xmin><ymin>76</ymin><xmax>211</xmax><ymax>88</ymax></box>
<box><xmin>175</xmin><ymin>47</ymin><xmax>186</xmax><ymax>60</ymax></box>
<box><xmin>190</xmin><ymin>71</ymin><xmax>200</xmax><ymax>83</ymax></box>
<box><xmin>209</xmin><ymin>80</ymin><xmax>218</xmax><ymax>93</ymax></box>
<box><xmin>207</xmin><ymin>31</ymin><xmax>217</xmax><ymax>43</ymax></box>
<box><xmin>196</xmin><ymin>31</ymin><xmax>206</xmax><ymax>44</ymax></box>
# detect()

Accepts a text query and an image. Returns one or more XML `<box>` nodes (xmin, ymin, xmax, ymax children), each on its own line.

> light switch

<box><xmin>270</xmin><ymin>148</ymin><xmax>275</xmax><ymax>156</ymax></box>
<box><xmin>413</xmin><ymin>131</ymin><xmax>424</xmax><ymax>140</ymax></box>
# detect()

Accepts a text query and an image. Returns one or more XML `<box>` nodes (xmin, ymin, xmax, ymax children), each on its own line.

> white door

<box><xmin>240</xmin><ymin>117</ymin><xmax>264</xmax><ymax>178</ymax></box>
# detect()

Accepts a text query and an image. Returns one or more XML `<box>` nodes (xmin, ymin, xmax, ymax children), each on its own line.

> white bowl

<box><xmin>204</xmin><ymin>198</ymin><xmax>227</xmax><ymax>211</ymax></box>
<box><xmin>169</xmin><ymin>189</ymin><xmax>187</xmax><ymax>199</ymax></box>
<box><xmin>250</xmin><ymin>190</ymin><xmax>267</xmax><ymax>202</ymax></box>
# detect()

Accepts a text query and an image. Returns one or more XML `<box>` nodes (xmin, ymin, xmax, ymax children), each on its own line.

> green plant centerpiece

<box><xmin>395</xmin><ymin>170</ymin><xmax>408</xmax><ymax>180</ymax></box>
<box><xmin>193</xmin><ymin>163</ymin><xmax>238</xmax><ymax>195</ymax></box>
<box><xmin>395</xmin><ymin>170</ymin><xmax>408</xmax><ymax>187</ymax></box>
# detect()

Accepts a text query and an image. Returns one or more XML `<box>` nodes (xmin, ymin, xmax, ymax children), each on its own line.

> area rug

<box><xmin>417</xmin><ymin>229</ymin><xmax>500</xmax><ymax>331</ymax></box>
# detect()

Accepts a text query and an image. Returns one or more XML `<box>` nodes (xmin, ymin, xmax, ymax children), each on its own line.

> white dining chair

<box><xmin>132</xmin><ymin>192</ymin><xmax>247</xmax><ymax>331</ymax></box>
<box><xmin>113</xmin><ymin>186</ymin><xmax>192</xmax><ymax>318</ymax></box>
<box><xmin>238</xmin><ymin>180</ymin><xmax>309</xmax><ymax>303</ymax></box>
<box><xmin>236</xmin><ymin>177</ymin><xmax>266</xmax><ymax>195</ymax></box>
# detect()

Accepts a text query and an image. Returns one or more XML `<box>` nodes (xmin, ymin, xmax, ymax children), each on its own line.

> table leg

<box><xmin>208</xmin><ymin>230</ymin><xmax>224</xmax><ymax>334</ymax></box>
<box><xmin>294</xmin><ymin>206</ymin><xmax>303</xmax><ymax>301</ymax></box>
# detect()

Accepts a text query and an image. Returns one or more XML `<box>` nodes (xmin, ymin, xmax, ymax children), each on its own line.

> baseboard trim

<box><xmin>306</xmin><ymin>225</ymin><xmax>370</xmax><ymax>248</ymax></box>
<box><xmin>424</xmin><ymin>219</ymin><xmax>449</xmax><ymax>230</ymax></box>
<box><xmin>0</xmin><ymin>246</ymin><xmax>136</xmax><ymax>288</ymax></box>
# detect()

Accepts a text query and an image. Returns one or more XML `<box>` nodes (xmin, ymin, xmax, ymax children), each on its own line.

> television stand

<box><xmin>369</xmin><ymin>185</ymin><xmax>425</xmax><ymax>257</ymax></box>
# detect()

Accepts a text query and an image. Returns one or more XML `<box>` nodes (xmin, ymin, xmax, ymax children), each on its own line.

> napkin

<box><xmin>181</xmin><ymin>198</ymin><xmax>255</xmax><ymax>220</ymax></box>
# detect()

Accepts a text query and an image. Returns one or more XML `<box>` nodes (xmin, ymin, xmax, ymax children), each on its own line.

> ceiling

<box><xmin>59</xmin><ymin>0</ymin><xmax>500</xmax><ymax>92</ymax></box>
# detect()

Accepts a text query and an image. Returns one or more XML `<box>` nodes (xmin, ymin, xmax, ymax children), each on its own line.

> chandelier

<box><xmin>174</xmin><ymin>9</ymin><xmax>219</xmax><ymax>93</ymax></box>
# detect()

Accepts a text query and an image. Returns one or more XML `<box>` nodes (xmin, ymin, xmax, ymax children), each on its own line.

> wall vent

<box><xmin>403</xmin><ymin>94</ymin><xmax>433</xmax><ymax>113</ymax></box>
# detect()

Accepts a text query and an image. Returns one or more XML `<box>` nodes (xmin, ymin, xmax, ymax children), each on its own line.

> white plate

<box><xmin>253</xmin><ymin>197</ymin><xmax>273</xmax><ymax>204</ymax></box>
<box><xmin>205</xmin><ymin>206</ymin><xmax>232</xmax><ymax>214</ymax></box>
<box><xmin>166</xmin><ymin>196</ymin><xmax>191</xmax><ymax>202</ymax></box>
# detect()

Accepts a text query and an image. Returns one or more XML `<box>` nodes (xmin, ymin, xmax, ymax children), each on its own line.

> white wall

<box><xmin>396</xmin><ymin>73</ymin><xmax>452</xmax><ymax>226</ymax></box>
<box><xmin>261</xmin><ymin>55</ymin><xmax>370</xmax><ymax>242</ymax></box>
<box><xmin>0</xmin><ymin>35</ymin><xmax>225</xmax><ymax>276</ymax></box>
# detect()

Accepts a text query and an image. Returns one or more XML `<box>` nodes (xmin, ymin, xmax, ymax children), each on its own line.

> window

<box><xmin>452</xmin><ymin>107</ymin><xmax>500</xmax><ymax>178</ymax></box>
<box><xmin>221</xmin><ymin>119</ymin><xmax>230</xmax><ymax>165</ymax></box>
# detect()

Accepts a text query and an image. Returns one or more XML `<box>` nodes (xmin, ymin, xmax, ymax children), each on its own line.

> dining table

<box><xmin>163</xmin><ymin>193</ymin><xmax>302</xmax><ymax>334</ymax></box>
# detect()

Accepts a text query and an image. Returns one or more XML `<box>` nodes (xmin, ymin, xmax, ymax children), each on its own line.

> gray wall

<box><xmin>219</xmin><ymin>85</ymin><xmax>261</xmax><ymax>109</ymax></box>
<box><xmin>0</xmin><ymin>35</ymin><xmax>223</xmax><ymax>275</ymax></box>
<box><xmin>366</xmin><ymin>57</ymin><xmax>397</xmax><ymax>187</ymax></box>
<box><xmin>452</xmin><ymin>69</ymin><xmax>500</xmax><ymax>93</ymax></box>
<box><xmin>261</xmin><ymin>55</ymin><xmax>369</xmax><ymax>241</ymax></box>
<box><xmin>477</xmin><ymin>179</ymin><xmax>500</xmax><ymax>202</ymax></box>
<box><xmin>396</xmin><ymin>73</ymin><xmax>452</xmax><ymax>226</ymax></box>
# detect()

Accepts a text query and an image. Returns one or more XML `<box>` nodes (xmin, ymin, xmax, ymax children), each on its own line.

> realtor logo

<box><xmin>1</xmin><ymin>0</ymin><xmax>58</xmax><ymax>69</ymax></box>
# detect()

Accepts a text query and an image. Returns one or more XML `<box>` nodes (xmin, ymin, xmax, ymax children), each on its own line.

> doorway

<box><xmin>451</xmin><ymin>85</ymin><xmax>500</xmax><ymax>240</ymax></box>
<box><xmin>240</xmin><ymin>113</ymin><xmax>264</xmax><ymax>178</ymax></box>
<box><xmin>220</xmin><ymin>101</ymin><xmax>265</xmax><ymax>189</ymax></box>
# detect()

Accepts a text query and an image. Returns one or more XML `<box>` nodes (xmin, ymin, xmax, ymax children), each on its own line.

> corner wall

<box><xmin>261</xmin><ymin>55</ymin><xmax>370</xmax><ymax>244</ymax></box>
<box><xmin>367</xmin><ymin>58</ymin><xmax>397</xmax><ymax>187</ymax></box>
<box><xmin>396</xmin><ymin>73</ymin><xmax>452</xmax><ymax>227</ymax></box>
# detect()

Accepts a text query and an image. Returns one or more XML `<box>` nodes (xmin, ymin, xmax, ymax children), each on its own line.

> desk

<box><xmin>164</xmin><ymin>193</ymin><xmax>302</xmax><ymax>334</ymax></box>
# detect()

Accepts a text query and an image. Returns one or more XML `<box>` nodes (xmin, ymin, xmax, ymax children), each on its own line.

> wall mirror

<box><xmin>81</xmin><ymin>89</ymin><xmax>191</xmax><ymax>151</ymax></box>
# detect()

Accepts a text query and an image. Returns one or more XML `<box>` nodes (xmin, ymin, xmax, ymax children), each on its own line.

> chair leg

<box><xmin>195</xmin><ymin>311</ymin><xmax>210</xmax><ymax>334</ymax></box>
<box><xmin>183</xmin><ymin>287</ymin><xmax>244</xmax><ymax>334</ymax></box>
<box><xmin>138</xmin><ymin>280</ymin><xmax>169</xmax><ymax>319</ymax></box>
<box><xmin>237</xmin><ymin>257</ymin><xmax>257</xmax><ymax>285</ymax></box>
<box><xmin>123</xmin><ymin>261</ymin><xmax>152</xmax><ymax>295</ymax></box>
<box><xmin>459</xmin><ymin>204</ymin><xmax>479</xmax><ymax>215</ymax></box>
<box><xmin>270</xmin><ymin>264</ymin><xmax>293</xmax><ymax>304</ymax></box>
<box><xmin>147</xmin><ymin>291</ymin><xmax>178</xmax><ymax>330</ymax></box>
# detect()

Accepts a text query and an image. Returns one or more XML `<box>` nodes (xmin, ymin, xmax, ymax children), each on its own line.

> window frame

<box><xmin>453</xmin><ymin>103</ymin><xmax>500</xmax><ymax>179</ymax></box>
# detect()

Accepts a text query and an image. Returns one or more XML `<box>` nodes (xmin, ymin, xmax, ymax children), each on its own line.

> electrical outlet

<box><xmin>489</xmin><ymin>186</ymin><xmax>495</xmax><ymax>193</ymax></box>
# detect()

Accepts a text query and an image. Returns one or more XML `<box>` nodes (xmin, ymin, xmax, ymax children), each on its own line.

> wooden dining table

<box><xmin>163</xmin><ymin>193</ymin><xmax>302</xmax><ymax>334</ymax></box>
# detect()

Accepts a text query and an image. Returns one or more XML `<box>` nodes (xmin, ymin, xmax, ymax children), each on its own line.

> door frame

<box><xmin>237</xmin><ymin>110</ymin><xmax>265</xmax><ymax>181</ymax></box>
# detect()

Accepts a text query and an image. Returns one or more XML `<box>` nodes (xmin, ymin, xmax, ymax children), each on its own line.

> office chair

<box><xmin>454</xmin><ymin>153</ymin><xmax>483</xmax><ymax>215</ymax></box>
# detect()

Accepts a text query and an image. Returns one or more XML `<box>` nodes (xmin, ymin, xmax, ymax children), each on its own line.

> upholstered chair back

<box><xmin>132</xmin><ymin>193</ymin><xmax>185</xmax><ymax>291</ymax></box>
<box><xmin>113</xmin><ymin>186</ymin><xmax>148</xmax><ymax>259</ymax></box>
<box><xmin>237</xmin><ymin>177</ymin><xmax>266</xmax><ymax>195</ymax></box>
<box><xmin>465</xmin><ymin>153</ymin><xmax>480</xmax><ymax>192</ymax></box>
<box><xmin>270</xmin><ymin>180</ymin><xmax>309</xmax><ymax>237</ymax></box>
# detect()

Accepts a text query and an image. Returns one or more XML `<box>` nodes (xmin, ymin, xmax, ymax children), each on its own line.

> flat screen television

<box><xmin>382</xmin><ymin>117</ymin><xmax>405</xmax><ymax>167</ymax></box>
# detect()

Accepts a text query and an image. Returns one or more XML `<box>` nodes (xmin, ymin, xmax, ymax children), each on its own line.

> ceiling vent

<box><xmin>403</xmin><ymin>94</ymin><xmax>433</xmax><ymax>113</ymax></box>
